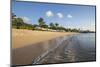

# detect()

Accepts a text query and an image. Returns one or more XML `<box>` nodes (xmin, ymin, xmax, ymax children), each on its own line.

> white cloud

<box><xmin>46</xmin><ymin>11</ymin><xmax>54</xmax><ymax>17</ymax></box>
<box><xmin>21</xmin><ymin>17</ymin><xmax>31</xmax><ymax>24</ymax></box>
<box><xmin>67</xmin><ymin>14</ymin><xmax>72</xmax><ymax>18</ymax></box>
<box><xmin>57</xmin><ymin>13</ymin><xmax>63</xmax><ymax>18</ymax></box>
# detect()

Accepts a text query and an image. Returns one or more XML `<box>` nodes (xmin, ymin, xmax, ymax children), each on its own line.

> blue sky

<box><xmin>12</xmin><ymin>1</ymin><xmax>96</xmax><ymax>31</ymax></box>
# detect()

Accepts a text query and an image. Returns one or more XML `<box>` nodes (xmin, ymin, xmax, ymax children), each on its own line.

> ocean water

<box><xmin>76</xmin><ymin>33</ymin><xmax>95</xmax><ymax>52</ymax></box>
<box><xmin>71</xmin><ymin>33</ymin><xmax>96</xmax><ymax>62</ymax></box>
<box><xmin>33</xmin><ymin>33</ymin><xmax>96</xmax><ymax>64</ymax></box>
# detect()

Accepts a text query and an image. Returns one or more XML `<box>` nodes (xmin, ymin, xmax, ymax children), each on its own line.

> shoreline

<box><xmin>12</xmin><ymin>35</ymin><xmax>71</xmax><ymax>65</ymax></box>
<box><xmin>12</xmin><ymin>29</ymin><xmax>79</xmax><ymax>49</ymax></box>
<box><xmin>12</xmin><ymin>29</ymin><xmax>79</xmax><ymax>65</ymax></box>
<box><xmin>12</xmin><ymin>29</ymin><xmax>95</xmax><ymax>65</ymax></box>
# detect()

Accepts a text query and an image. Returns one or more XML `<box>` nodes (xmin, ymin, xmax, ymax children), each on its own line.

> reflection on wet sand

<box><xmin>34</xmin><ymin>33</ymin><xmax>96</xmax><ymax>64</ymax></box>
<box><xmin>12</xmin><ymin>35</ymin><xmax>72</xmax><ymax>65</ymax></box>
<box><xmin>12</xmin><ymin>33</ymin><xmax>96</xmax><ymax>65</ymax></box>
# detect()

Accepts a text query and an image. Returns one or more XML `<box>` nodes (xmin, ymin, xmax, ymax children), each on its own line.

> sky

<box><xmin>12</xmin><ymin>0</ymin><xmax>96</xmax><ymax>31</ymax></box>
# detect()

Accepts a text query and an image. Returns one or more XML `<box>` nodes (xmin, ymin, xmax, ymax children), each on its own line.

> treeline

<box><xmin>12</xmin><ymin>13</ymin><xmax>92</xmax><ymax>33</ymax></box>
<box><xmin>12</xmin><ymin>13</ymin><xmax>34</xmax><ymax>30</ymax></box>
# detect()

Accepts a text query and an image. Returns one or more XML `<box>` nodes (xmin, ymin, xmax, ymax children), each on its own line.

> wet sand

<box><xmin>12</xmin><ymin>29</ymin><xmax>78</xmax><ymax>65</ymax></box>
<box><xmin>36</xmin><ymin>34</ymin><xmax>96</xmax><ymax>64</ymax></box>
<box><xmin>12</xmin><ymin>29</ymin><xmax>96</xmax><ymax>65</ymax></box>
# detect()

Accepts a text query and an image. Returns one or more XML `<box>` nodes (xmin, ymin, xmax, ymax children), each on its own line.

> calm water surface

<box><xmin>33</xmin><ymin>33</ymin><xmax>96</xmax><ymax>64</ymax></box>
<box><xmin>77</xmin><ymin>33</ymin><xmax>95</xmax><ymax>51</ymax></box>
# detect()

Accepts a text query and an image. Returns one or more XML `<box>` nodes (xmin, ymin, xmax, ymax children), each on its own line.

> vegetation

<box><xmin>38</xmin><ymin>18</ymin><xmax>46</xmax><ymax>28</ymax></box>
<box><xmin>12</xmin><ymin>13</ymin><xmax>94</xmax><ymax>33</ymax></box>
<box><xmin>12</xmin><ymin>13</ymin><xmax>34</xmax><ymax>30</ymax></box>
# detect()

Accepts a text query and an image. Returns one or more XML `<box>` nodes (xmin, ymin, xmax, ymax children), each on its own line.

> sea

<box><xmin>33</xmin><ymin>33</ymin><xmax>96</xmax><ymax>64</ymax></box>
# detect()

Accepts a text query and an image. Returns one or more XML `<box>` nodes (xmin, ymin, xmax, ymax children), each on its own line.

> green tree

<box><xmin>49</xmin><ymin>23</ymin><xmax>55</xmax><ymax>29</ymax></box>
<box><xmin>55</xmin><ymin>23</ymin><xmax>59</xmax><ymax>27</ymax></box>
<box><xmin>33</xmin><ymin>24</ymin><xmax>38</xmax><ymax>28</ymax></box>
<box><xmin>49</xmin><ymin>22</ymin><xmax>60</xmax><ymax>30</ymax></box>
<box><xmin>38</xmin><ymin>18</ymin><xmax>45</xmax><ymax>28</ymax></box>
<box><xmin>55</xmin><ymin>23</ymin><xmax>59</xmax><ymax>30</ymax></box>
<box><xmin>43</xmin><ymin>24</ymin><xmax>48</xmax><ymax>28</ymax></box>
<box><xmin>12</xmin><ymin>18</ymin><xmax>24</xmax><ymax>29</ymax></box>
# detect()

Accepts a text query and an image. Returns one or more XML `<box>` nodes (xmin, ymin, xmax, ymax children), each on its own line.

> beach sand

<box><xmin>12</xmin><ymin>29</ymin><xmax>78</xmax><ymax>65</ymax></box>
<box><xmin>12</xmin><ymin>29</ymin><xmax>77</xmax><ymax>49</ymax></box>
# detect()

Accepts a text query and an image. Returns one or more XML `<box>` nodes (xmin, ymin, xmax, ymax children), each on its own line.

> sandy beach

<box><xmin>12</xmin><ymin>29</ymin><xmax>95</xmax><ymax>65</ymax></box>
<box><xmin>12</xmin><ymin>29</ymin><xmax>77</xmax><ymax>49</ymax></box>
<box><xmin>12</xmin><ymin>29</ymin><xmax>78</xmax><ymax>65</ymax></box>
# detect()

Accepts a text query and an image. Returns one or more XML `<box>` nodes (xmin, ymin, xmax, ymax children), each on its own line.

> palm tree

<box><xmin>38</xmin><ymin>17</ymin><xmax>45</xmax><ymax>28</ymax></box>
<box><xmin>49</xmin><ymin>23</ymin><xmax>55</xmax><ymax>29</ymax></box>
<box><xmin>55</xmin><ymin>23</ymin><xmax>59</xmax><ymax>27</ymax></box>
<box><xmin>55</xmin><ymin>23</ymin><xmax>59</xmax><ymax>30</ymax></box>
